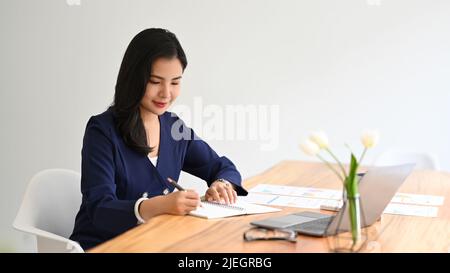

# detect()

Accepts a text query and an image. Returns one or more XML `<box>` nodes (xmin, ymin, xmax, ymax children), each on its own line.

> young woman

<box><xmin>70</xmin><ymin>28</ymin><xmax>247</xmax><ymax>250</ymax></box>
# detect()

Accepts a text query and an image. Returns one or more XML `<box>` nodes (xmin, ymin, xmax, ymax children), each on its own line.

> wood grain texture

<box><xmin>89</xmin><ymin>161</ymin><xmax>450</xmax><ymax>253</ymax></box>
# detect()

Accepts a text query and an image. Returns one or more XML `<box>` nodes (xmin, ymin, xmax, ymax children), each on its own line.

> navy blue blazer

<box><xmin>70</xmin><ymin>109</ymin><xmax>247</xmax><ymax>250</ymax></box>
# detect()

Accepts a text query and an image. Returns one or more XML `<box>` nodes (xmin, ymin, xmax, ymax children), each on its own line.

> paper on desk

<box><xmin>269</xmin><ymin>196</ymin><xmax>342</xmax><ymax>209</ymax></box>
<box><xmin>384</xmin><ymin>203</ymin><xmax>439</xmax><ymax>217</ymax></box>
<box><xmin>240</xmin><ymin>192</ymin><xmax>281</xmax><ymax>205</ymax></box>
<box><xmin>390</xmin><ymin>193</ymin><xmax>444</xmax><ymax>206</ymax></box>
<box><xmin>241</xmin><ymin>192</ymin><xmax>342</xmax><ymax>209</ymax></box>
<box><xmin>250</xmin><ymin>184</ymin><xmax>445</xmax><ymax>207</ymax></box>
<box><xmin>242</xmin><ymin>193</ymin><xmax>439</xmax><ymax>218</ymax></box>
<box><xmin>249</xmin><ymin>184</ymin><xmax>342</xmax><ymax>200</ymax></box>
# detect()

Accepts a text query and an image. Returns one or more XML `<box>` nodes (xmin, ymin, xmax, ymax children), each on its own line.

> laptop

<box><xmin>250</xmin><ymin>164</ymin><xmax>415</xmax><ymax>237</ymax></box>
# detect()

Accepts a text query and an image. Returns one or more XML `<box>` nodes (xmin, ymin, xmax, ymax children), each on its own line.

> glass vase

<box><xmin>327</xmin><ymin>179</ymin><xmax>368</xmax><ymax>253</ymax></box>
<box><xmin>347</xmin><ymin>193</ymin><xmax>361</xmax><ymax>245</ymax></box>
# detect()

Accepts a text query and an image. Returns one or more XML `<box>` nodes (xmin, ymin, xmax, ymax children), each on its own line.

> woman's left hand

<box><xmin>205</xmin><ymin>180</ymin><xmax>237</xmax><ymax>204</ymax></box>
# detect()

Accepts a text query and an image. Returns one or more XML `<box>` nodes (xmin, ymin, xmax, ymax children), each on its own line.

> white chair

<box><xmin>13</xmin><ymin>169</ymin><xmax>84</xmax><ymax>253</ymax></box>
<box><xmin>374</xmin><ymin>150</ymin><xmax>441</xmax><ymax>171</ymax></box>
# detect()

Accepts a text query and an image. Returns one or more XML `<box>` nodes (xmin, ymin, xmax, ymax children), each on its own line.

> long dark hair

<box><xmin>110</xmin><ymin>28</ymin><xmax>187</xmax><ymax>155</ymax></box>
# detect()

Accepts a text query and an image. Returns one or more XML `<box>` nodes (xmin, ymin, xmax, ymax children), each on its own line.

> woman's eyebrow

<box><xmin>150</xmin><ymin>74</ymin><xmax>182</xmax><ymax>80</ymax></box>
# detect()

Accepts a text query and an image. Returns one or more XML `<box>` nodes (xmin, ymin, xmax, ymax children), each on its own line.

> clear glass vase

<box><xmin>327</xmin><ymin>187</ymin><xmax>367</xmax><ymax>252</ymax></box>
<box><xmin>347</xmin><ymin>193</ymin><xmax>362</xmax><ymax>245</ymax></box>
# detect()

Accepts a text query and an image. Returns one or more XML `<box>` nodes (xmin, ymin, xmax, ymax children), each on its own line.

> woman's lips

<box><xmin>152</xmin><ymin>101</ymin><xmax>168</xmax><ymax>108</ymax></box>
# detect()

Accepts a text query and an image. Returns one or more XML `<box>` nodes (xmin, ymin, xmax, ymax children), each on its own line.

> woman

<box><xmin>70</xmin><ymin>28</ymin><xmax>247</xmax><ymax>250</ymax></box>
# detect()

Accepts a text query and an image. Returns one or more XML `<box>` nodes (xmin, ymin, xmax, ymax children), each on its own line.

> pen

<box><xmin>167</xmin><ymin>177</ymin><xmax>203</xmax><ymax>208</ymax></box>
<box><xmin>167</xmin><ymin>177</ymin><xmax>186</xmax><ymax>191</ymax></box>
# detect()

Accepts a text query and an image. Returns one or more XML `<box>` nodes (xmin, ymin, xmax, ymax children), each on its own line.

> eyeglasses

<box><xmin>243</xmin><ymin>227</ymin><xmax>297</xmax><ymax>243</ymax></box>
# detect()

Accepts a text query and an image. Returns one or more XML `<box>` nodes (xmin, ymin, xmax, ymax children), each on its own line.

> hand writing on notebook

<box><xmin>205</xmin><ymin>179</ymin><xmax>237</xmax><ymax>204</ymax></box>
<box><xmin>164</xmin><ymin>190</ymin><xmax>202</xmax><ymax>215</ymax></box>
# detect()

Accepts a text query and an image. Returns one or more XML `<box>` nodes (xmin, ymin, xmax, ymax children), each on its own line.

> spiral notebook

<box><xmin>189</xmin><ymin>199</ymin><xmax>281</xmax><ymax>219</ymax></box>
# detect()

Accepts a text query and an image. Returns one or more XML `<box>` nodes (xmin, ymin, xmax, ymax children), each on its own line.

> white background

<box><xmin>1</xmin><ymin>0</ymin><xmax>449</xmax><ymax>252</ymax></box>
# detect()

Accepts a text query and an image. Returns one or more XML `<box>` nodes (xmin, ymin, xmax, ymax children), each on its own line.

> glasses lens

<box><xmin>244</xmin><ymin>228</ymin><xmax>296</xmax><ymax>242</ymax></box>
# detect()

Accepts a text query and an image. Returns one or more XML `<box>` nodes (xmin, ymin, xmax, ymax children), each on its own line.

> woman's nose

<box><xmin>159</xmin><ymin>83</ymin><xmax>171</xmax><ymax>98</ymax></box>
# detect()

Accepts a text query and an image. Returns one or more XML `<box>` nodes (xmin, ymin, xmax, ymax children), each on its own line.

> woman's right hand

<box><xmin>163</xmin><ymin>190</ymin><xmax>201</xmax><ymax>215</ymax></box>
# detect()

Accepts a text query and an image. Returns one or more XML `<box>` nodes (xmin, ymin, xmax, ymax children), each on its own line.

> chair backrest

<box><xmin>13</xmin><ymin>169</ymin><xmax>84</xmax><ymax>253</ymax></box>
<box><xmin>374</xmin><ymin>150</ymin><xmax>440</xmax><ymax>170</ymax></box>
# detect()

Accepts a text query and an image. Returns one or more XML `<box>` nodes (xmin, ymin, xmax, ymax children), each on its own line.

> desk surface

<box><xmin>90</xmin><ymin>161</ymin><xmax>450</xmax><ymax>253</ymax></box>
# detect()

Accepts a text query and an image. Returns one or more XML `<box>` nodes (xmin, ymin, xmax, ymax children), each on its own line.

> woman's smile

<box><xmin>152</xmin><ymin>100</ymin><xmax>168</xmax><ymax>108</ymax></box>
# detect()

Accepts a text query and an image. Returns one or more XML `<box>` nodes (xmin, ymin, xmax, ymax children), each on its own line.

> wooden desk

<box><xmin>90</xmin><ymin>161</ymin><xmax>450</xmax><ymax>253</ymax></box>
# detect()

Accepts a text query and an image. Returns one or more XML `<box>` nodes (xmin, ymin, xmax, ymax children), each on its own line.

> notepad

<box><xmin>189</xmin><ymin>199</ymin><xmax>281</xmax><ymax>219</ymax></box>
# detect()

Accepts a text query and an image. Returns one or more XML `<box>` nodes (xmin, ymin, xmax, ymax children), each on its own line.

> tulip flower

<box><xmin>359</xmin><ymin>130</ymin><xmax>380</xmax><ymax>163</ymax></box>
<box><xmin>299</xmin><ymin>129</ymin><xmax>380</xmax><ymax>248</ymax></box>
<box><xmin>309</xmin><ymin>131</ymin><xmax>329</xmax><ymax>149</ymax></box>
<box><xmin>299</xmin><ymin>140</ymin><xmax>320</xmax><ymax>156</ymax></box>
<box><xmin>361</xmin><ymin>130</ymin><xmax>379</xmax><ymax>149</ymax></box>
<box><xmin>300</xmin><ymin>137</ymin><xmax>345</xmax><ymax>182</ymax></box>
<box><xmin>310</xmin><ymin>131</ymin><xmax>347</xmax><ymax>178</ymax></box>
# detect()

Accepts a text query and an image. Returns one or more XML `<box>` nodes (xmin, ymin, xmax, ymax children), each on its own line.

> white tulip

<box><xmin>361</xmin><ymin>130</ymin><xmax>380</xmax><ymax>148</ymax></box>
<box><xmin>300</xmin><ymin>139</ymin><xmax>320</xmax><ymax>156</ymax></box>
<box><xmin>309</xmin><ymin>131</ymin><xmax>329</xmax><ymax>149</ymax></box>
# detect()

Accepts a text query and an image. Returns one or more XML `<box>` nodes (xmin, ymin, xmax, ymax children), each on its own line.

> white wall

<box><xmin>1</xmin><ymin>0</ymin><xmax>449</xmax><ymax>252</ymax></box>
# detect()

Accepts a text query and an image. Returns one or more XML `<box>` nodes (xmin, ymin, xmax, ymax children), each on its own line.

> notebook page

<box><xmin>189</xmin><ymin>199</ymin><xmax>281</xmax><ymax>219</ymax></box>
<box><xmin>238</xmin><ymin>201</ymin><xmax>282</xmax><ymax>214</ymax></box>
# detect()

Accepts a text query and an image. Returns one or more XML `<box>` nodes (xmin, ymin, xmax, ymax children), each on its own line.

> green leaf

<box><xmin>346</xmin><ymin>153</ymin><xmax>359</xmax><ymax>198</ymax></box>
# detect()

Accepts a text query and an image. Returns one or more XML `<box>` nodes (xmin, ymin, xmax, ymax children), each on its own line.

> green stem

<box><xmin>325</xmin><ymin>147</ymin><xmax>348</xmax><ymax>178</ymax></box>
<box><xmin>359</xmin><ymin>147</ymin><xmax>367</xmax><ymax>164</ymax></box>
<box><xmin>348</xmin><ymin>195</ymin><xmax>361</xmax><ymax>247</ymax></box>
<box><xmin>317</xmin><ymin>154</ymin><xmax>345</xmax><ymax>183</ymax></box>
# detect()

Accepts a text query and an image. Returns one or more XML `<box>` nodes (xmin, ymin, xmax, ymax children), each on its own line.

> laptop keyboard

<box><xmin>291</xmin><ymin>216</ymin><xmax>334</xmax><ymax>234</ymax></box>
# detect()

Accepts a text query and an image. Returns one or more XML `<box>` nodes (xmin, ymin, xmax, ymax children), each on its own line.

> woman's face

<box><xmin>140</xmin><ymin>57</ymin><xmax>183</xmax><ymax>116</ymax></box>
